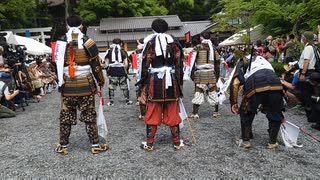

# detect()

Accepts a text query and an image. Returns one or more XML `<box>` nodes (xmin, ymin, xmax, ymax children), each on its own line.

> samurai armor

<box><xmin>196</xmin><ymin>50</ymin><xmax>209</xmax><ymax>65</ymax></box>
<box><xmin>243</xmin><ymin>69</ymin><xmax>282</xmax><ymax>99</ymax></box>
<box><xmin>107</xmin><ymin>66</ymin><xmax>127</xmax><ymax>77</ymax></box>
<box><xmin>83</xmin><ymin>38</ymin><xmax>99</xmax><ymax>57</ymax></box>
<box><xmin>194</xmin><ymin>70</ymin><xmax>216</xmax><ymax>84</ymax></box>
<box><xmin>147</xmin><ymin>72</ymin><xmax>179</xmax><ymax>102</ymax></box>
<box><xmin>62</xmin><ymin>74</ymin><xmax>96</xmax><ymax>97</ymax></box>
<box><xmin>64</xmin><ymin>48</ymin><xmax>90</xmax><ymax>67</ymax></box>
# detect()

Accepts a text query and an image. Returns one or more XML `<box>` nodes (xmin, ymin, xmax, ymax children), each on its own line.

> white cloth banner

<box><xmin>183</xmin><ymin>51</ymin><xmax>197</xmax><ymax>81</ymax></box>
<box><xmin>280</xmin><ymin>121</ymin><xmax>303</xmax><ymax>148</ymax></box>
<box><xmin>217</xmin><ymin>64</ymin><xmax>237</xmax><ymax>104</ymax></box>
<box><xmin>136</xmin><ymin>53</ymin><xmax>143</xmax><ymax>81</ymax></box>
<box><xmin>179</xmin><ymin>99</ymin><xmax>188</xmax><ymax>129</ymax></box>
<box><xmin>97</xmin><ymin>93</ymin><xmax>109</xmax><ymax>143</ymax></box>
<box><xmin>55</xmin><ymin>41</ymin><xmax>67</xmax><ymax>87</ymax></box>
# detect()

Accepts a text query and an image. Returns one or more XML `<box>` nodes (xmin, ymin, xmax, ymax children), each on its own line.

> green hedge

<box><xmin>271</xmin><ymin>62</ymin><xmax>286</xmax><ymax>76</ymax></box>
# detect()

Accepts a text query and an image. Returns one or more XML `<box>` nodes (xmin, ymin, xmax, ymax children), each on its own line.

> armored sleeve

<box><xmin>174</xmin><ymin>43</ymin><xmax>184</xmax><ymax>86</ymax></box>
<box><xmin>122</xmin><ymin>50</ymin><xmax>129</xmax><ymax>72</ymax></box>
<box><xmin>214</xmin><ymin>50</ymin><xmax>221</xmax><ymax>80</ymax></box>
<box><xmin>229</xmin><ymin>76</ymin><xmax>240</xmax><ymax>107</ymax></box>
<box><xmin>90</xmin><ymin>56</ymin><xmax>105</xmax><ymax>87</ymax></box>
<box><xmin>140</xmin><ymin>41</ymin><xmax>152</xmax><ymax>82</ymax></box>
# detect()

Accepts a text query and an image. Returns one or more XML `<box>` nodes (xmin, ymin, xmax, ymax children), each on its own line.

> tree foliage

<box><xmin>0</xmin><ymin>0</ymin><xmax>37</xmax><ymax>29</ymax></box>
<box><xmin>75</xmin><ymin>0</ymin><xmax>168</xmax><ymax>25</ymax></box>
<box><xmin>0</xmin><ymin>0</ymin><xmax>222</xmax><ymax>29</ymax></box>
<box><xmin>215</xmin><ymin>0</ymin><xmax>320</xmax><ymax>36</ymax></box>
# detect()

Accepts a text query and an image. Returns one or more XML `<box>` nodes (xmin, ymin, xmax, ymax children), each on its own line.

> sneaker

<box><xmin>173</xmin><ymin>140</ymin><xmax>185</xmax><ymax>150</ymax></box>
<box><xmin>266</xmin><ymin>142</ymin><xmax>279</xmax><ymax>149</ymax></box>
<box><xmin>188</xmin><ymin>113</ymin><xmax>199</xmax><ymax>119</ymax></box>
<box><xmin>140</xmin><ymin>142</ymin><xmax>154</xmax><ymax>152</ymax></box>
<box><xmin>237</xmin><ymin>140</ymin><xmax>252</xmax><ymax>149</ymax></box>
<box><xmin>55</xmin><ymin>144</ymin><xmax>68</xmax><ymax>155</ymax></box>
<box><xmin>212</xmin><ymin>112</ymin><xmax>221</xmax><ymax>118</ymax></box>
<box><xmin>138</xmin><ymin>115</ymin><xmax>144</xmax><ymax>120</ymax></box>
<box><xmin>126</xmin><ymin>100</ymin><xmax>133</xmax><ymax>105</ymax></box>
<box><xmin>107</xmin><ymin>102</ymin><xmax>114</xmax><ymax>106</ymax></box>
<box><xmin>292</xmin><ymin>104</ymin><xmax>303</xmax><ymax>110</ymax></box>
<box><xmin>91</xmin><ymin>144</ymin><xmax>109</xmax><ymax>154</ymax></box>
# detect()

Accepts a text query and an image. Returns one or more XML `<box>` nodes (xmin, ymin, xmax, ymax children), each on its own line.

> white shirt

<box><xmin>0</xmin><ymin>81</ymin><xmax>10</xmax><ymax>99</ymax></box>
<box><xmin>298</xmin><ymin>44</ymin><xmax>316</xmax><ymax>70</ymax></box>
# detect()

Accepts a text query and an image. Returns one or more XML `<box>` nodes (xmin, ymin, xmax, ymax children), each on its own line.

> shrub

<box><xmin>271</xmin><ymin>61</ymin><xmax>286</xmax><ymax>76</ymax></box>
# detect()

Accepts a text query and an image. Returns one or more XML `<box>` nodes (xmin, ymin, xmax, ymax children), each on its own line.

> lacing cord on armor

<box><xmin>149</xmin><ymin>66</ymin><xmax>175</xmax><ymax>89</ymax></box>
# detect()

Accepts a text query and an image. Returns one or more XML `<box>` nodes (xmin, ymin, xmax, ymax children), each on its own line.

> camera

<box><xmin>5</xmin><ymin>45</ymin><xmax>26</xmax><ymax>68</ymax></box>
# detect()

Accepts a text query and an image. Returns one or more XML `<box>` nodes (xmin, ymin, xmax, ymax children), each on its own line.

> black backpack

<box><xmin>309</xmin><ymin>44</ymin><xmax>320</xmax><ymax>72</ymax></box>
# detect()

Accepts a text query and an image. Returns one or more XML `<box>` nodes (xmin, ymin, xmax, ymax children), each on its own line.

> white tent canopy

<box><xmin>218</xmin><ymin>25</ymin><xmax>266</xmax><ymax>47</ymax></box>
<box><xmin>0</xmin><ymin>31</ymin><xmax>51</xmax><ymax>55</ymax></box>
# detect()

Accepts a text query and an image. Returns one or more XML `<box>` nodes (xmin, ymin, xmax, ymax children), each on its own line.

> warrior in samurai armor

<box><xmin>130</xmin><ymin>38</ymin><xmax>147</xmax><ymax>119</ymax></box>
<box><xmin>229</xmin><ymin>53</ymin><xmax>284</xmax><ymax>149</ymax></box>
<box><xmin>105</xmin><ymin>38</ymin><xmax>132</xmax><ymax>106</ymax></box>
<box><xmin>188</xmin><ymin>32</ymin><xmax>221</xmax><ymax>119</ymax></box>
<box><xmin>55</xmin><ymin>15</ymin><xmax>107</xmax><ymax>155</ymax></box>
<box><xmin>139</xmin><ymin>18</ymin><xmax>184</xmax><ymax>151</ymax></box>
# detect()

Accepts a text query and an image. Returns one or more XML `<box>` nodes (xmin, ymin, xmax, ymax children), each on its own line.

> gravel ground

<box><xmin>0</xmin><ymin>76</ymin><xmax>320</xmax><ymax>179</ymax></box>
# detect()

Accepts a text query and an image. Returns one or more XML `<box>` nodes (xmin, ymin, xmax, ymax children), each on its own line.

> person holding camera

<box><xmin>0</xmin><ymin>73</ymin><xmax>19</xmax><ymax>118</ymax></box>
<box><xmin>298</xmin><ymin>31</ymin><xmax>318</xmax><ymax>122</ymax></box>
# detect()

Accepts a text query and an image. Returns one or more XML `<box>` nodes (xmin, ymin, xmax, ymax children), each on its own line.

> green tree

<box><xmin>215</xmin><ymin>0</ymin><xmax>320</xmax><ymax>36</ymax></box>
<box><xmin>158</xmin><ymin>0</ymin><xmax>194</xmax><ymax>21</ymax></box>
<box><xmin>76</xmin><ymin>0</ymin><xmax>168</xmax><ymax>25</ymax></box>
<box><xmin>0</xmin><ymin>0</ymin><xmax>37</xmax><ymax>29</ymax></box>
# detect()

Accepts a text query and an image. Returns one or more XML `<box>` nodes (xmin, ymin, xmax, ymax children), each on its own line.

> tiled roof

<box><xmin>87</xmin><ymin>27</ymin><xmax>186</xmax><ymax>43</ymax></box>
<box><xmin>218</xmin><ymin>24</ymin><xmax>266</xmax><ymax>46</ymax></box>
<box><xmin>87</xmin><ymin>16</ymin><xmax>215</xmax><ymax>47</ymax></box>
<box><xmin>182</xmin><ymin>21</ymin><xmax>217</xmax><ymax>36</ymax></box>
<box><xmin>99</xmin><ymin>15</ymin><xmax>183</xmax><ymax>31</ymax></box>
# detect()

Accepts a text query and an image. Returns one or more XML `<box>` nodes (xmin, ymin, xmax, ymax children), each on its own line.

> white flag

<box><xmin>55</xmin><ymin>41</ymin><xmax>67</xmax><ymax>87</ymax></box>
<box><xmin>97</xmin><ymin>93</ymin><xmax>108</xmax><ymax>144</ymax></box>
<box><xmin>178</xmin><ymin>99</ymin><xmax>188</xmax><ymax>129</ymax></box>
<box><xmin>280</xmin><ymin>121</ymin><xmax>303</xmax><ymax>148</ymax></box>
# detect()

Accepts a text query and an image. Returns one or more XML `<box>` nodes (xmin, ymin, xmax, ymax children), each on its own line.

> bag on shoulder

<box><xmin>310</xmin><ymin>45</ymin><xmax>320</xmax><ymax>72</ymax></box>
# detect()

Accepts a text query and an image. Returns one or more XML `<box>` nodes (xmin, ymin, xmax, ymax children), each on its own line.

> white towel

<box><xmin>201</xmin><ymin>39</ymin><xmax>214</xmax><ymax>61</ymax></box>
<box><xmin>143</xmin><ymin>33</ymin><xmax>174</xmax><ymax>57</ymax></box>
<box><xmin>66</xmin><ymin>25</ymin><xmax>84</xmax><ymax>49</ymax></box>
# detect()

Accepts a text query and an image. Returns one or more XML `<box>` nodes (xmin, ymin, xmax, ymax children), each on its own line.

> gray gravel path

<box><xmin>0</xmin><ymin>77</ymin><xmax>320</xmax><ymax>179</ymax></box>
